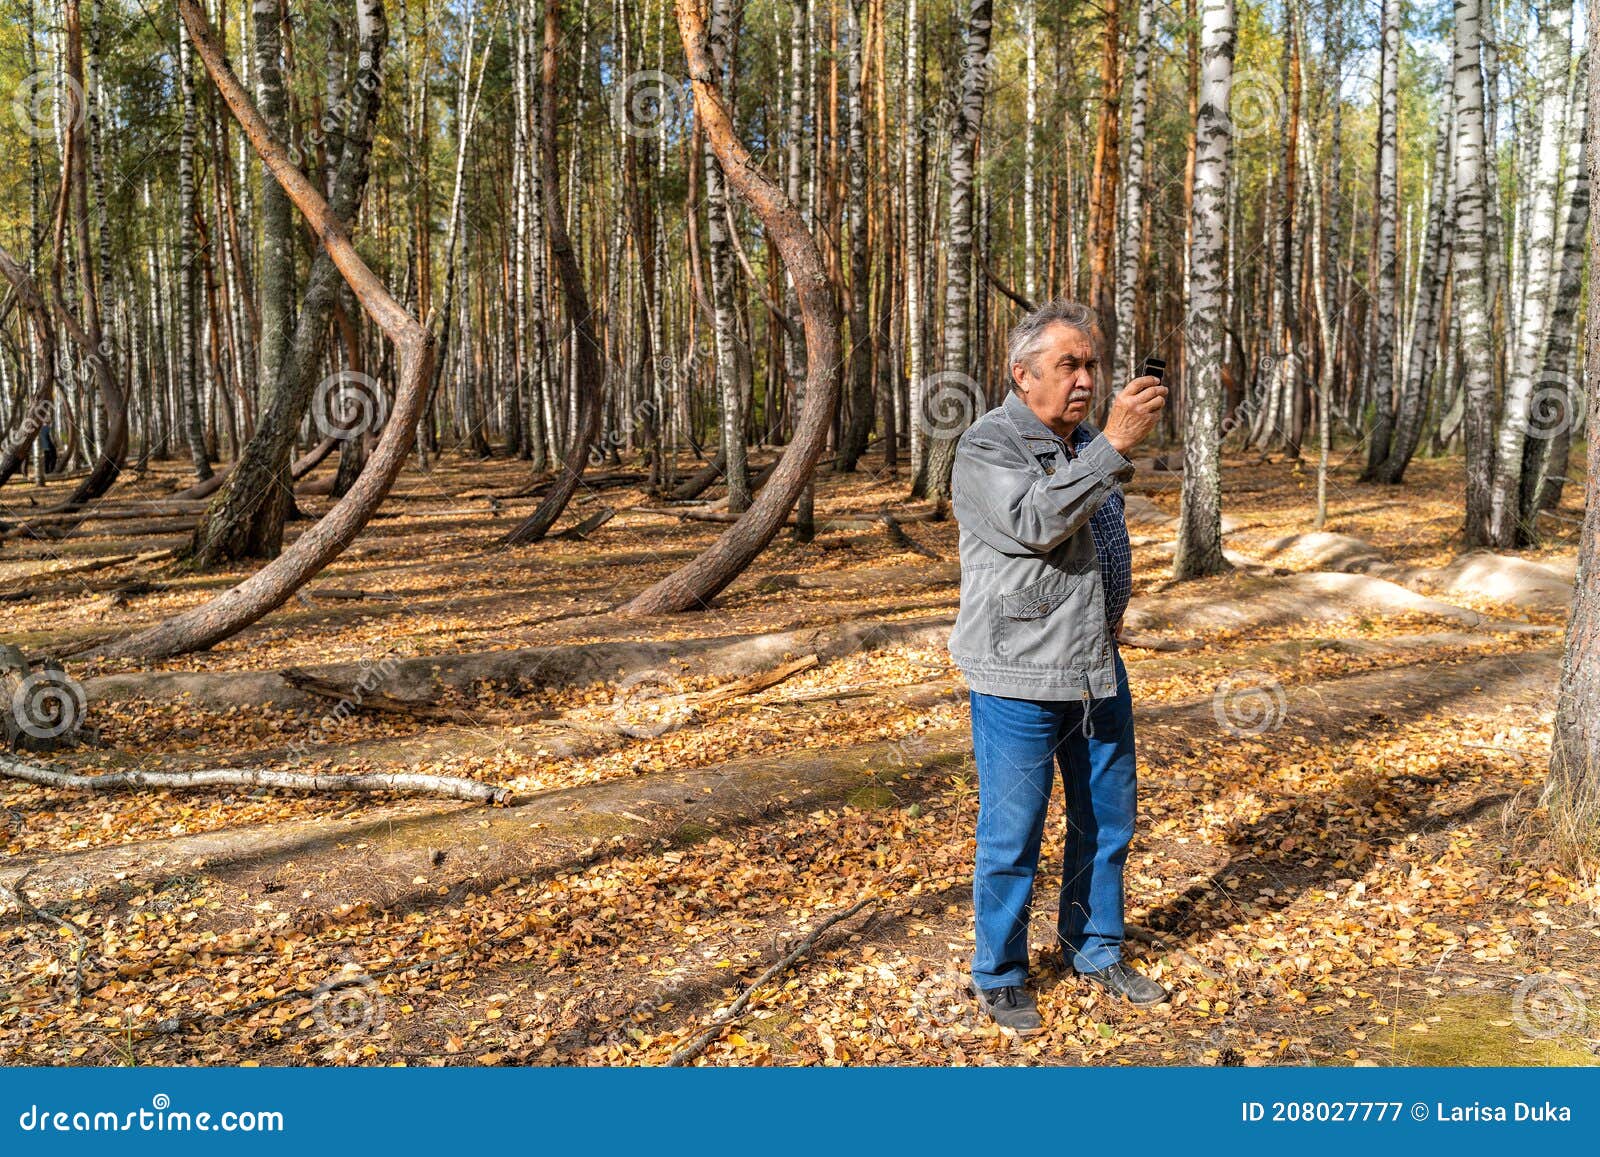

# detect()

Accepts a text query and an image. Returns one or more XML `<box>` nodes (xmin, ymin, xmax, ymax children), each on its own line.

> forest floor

<box><xmin>1</xmin><ymin>442</ymin><xmax>1596</xmax><ymax>1066</ymax></box>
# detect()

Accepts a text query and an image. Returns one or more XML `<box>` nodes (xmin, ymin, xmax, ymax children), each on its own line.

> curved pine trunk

<box><xmin>188</xmin><ymin>8</ymin><xmax>386</xmax><ymax>566</ymax></box>
<box><xmin>620</xmin><ymin>0</ymin><xmax>841</xmax><ymax>615</ymax></box>
<box><xmin>98</xmin><ymin>0</ymin><xmax>432</xmax><ymax>660</ymax></box>
<box><xmin>0</xmin><ymin>247</ymin><xmax>57</xmax><ymax>489</ymax></box>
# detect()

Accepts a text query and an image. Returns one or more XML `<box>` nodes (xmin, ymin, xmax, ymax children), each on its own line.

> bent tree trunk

<box><xmin>53</xmin><ymin>0</ymin><xmax>127</xmax><ymax>512</ymax></box>
<box><xmin>188</xmin><ymin>5</ymin><xmax>386</xmax><ymax>566</ymax></box>
<box><xmin>621</xmin><ymin>0</ymin><xmax>841</xmax><ymax>614</ymax></box>
<box><xmin>500</xmin><ymin>0</ymin><xmax>604</xmax><ymax>547</ymax></box>
<box><xmin>98</xmin><ymin>0</ymin><xmax>432</xmax><ymax>660</ymax></box>
<box><xmin>0</xmin><ymin>247</ymin><xmax>57</xmax><ymax>489</ymax></box>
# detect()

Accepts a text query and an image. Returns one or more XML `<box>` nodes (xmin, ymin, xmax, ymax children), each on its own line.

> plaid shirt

<box><xmin>1067</xmin><ymin>424</ymin><xmax>1132</xmax><ymax>631</ymax></box>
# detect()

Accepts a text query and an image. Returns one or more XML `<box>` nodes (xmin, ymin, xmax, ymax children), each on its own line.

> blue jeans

<box><xmin>969</xmin><ymin>650</ymin><xmax>1137</xmax><ymax>990</ymax></box>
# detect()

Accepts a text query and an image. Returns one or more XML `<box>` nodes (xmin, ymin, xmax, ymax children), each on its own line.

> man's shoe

<box><xmin>973</xmin><ymin>984</ymin><xmax>1044</xmax><ymax>1035</ymax></box>
<box><xmin>1075</xmin><ymin>960</ymin><xmax>1169</xmax><ymax>1007</ymax></box>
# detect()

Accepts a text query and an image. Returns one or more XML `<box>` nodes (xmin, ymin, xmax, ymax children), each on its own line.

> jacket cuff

<box><xmin>1077</xmin><ymin>431</ymin><xmax>1136</xmax><ymax>483</ymax></box>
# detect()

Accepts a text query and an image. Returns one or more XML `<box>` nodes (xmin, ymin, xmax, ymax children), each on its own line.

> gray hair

<box><xmin>1006</xmin><ymin>300</ymin><xmax>1100</xmax><ymax>388</ymax></box>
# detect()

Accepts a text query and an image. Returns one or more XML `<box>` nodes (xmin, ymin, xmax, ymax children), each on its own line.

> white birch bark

<box><xmin>1453</xmin><ymin>0</ymin><xmax>1496</xmax><ymax>546</ymax></box>
<box><xmin>1115</xmin><ymin>0</ymin><xmax>1152</xmax><ymax>387</ymax></box>
<box><xmin>1488</xmin><ymin>0</ymin><xmax>1573</xmax><ymax>545</ymax></box>
<box><xmin>1175</xmin><ymin>0</ymin><xmax>1234</xmax><ymax>579</ymax></box>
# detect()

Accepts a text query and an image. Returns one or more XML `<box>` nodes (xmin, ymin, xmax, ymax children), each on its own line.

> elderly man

<box><xmin>948</xmin><ymin>300</ymin><xmax>1170</xmax><ymax>1035</ymax></box>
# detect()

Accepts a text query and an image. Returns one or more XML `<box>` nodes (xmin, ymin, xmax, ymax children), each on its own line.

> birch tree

<box><xmin>1115</xmin><ymin>0</ymin><xmax>1152</xmax><ymax>387</ymax></box>
<box><xmin>1545</xmin><ymin>6</ymin><xmax>1600</xmax><ymax>863</ymax></box>
<box><xmin>1174</xmin><ymin>0</ymin><xmax>1233</xmax><ymax>580</ymax></box>
<box><xmin>1362</xmin><ymin>0</ymin><xmax>1400</xmax><ymax>479</ymax></box>
<box><xmin>1487</xmin><ymin>0</ymin><xmax>1573</xmax><ymax>546</ymax></box>
<box><xmin>1453</xmin><ymin>0</ymin><xmax>1495</xmax><ymax>547</ymax></box>
<box><xmin>918</xmin><ymin>0</ymin><xmax>992</xmax><ymax>502</ymax></box>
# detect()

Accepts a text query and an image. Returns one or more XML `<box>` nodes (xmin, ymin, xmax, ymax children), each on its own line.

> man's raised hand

<box><xmin>1102</xmin><ymin>375</ymin><xmax>1168</xmax><ymax>456</ymax></box>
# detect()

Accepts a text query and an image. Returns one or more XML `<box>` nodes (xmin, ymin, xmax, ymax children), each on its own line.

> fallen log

<box><xmin>278</xmin><ymin>667</ymin><xmax>480</xmax><ymax>724</ymax></box>
<box><xmin>553</xmin><ymin>506</ymin><xmax>615</xmax><ymax>541</ymax></box>
<box><xmin>0</xmin><ymin>754</ymin><xmax>510</xmax><ymax>804</ymax></box>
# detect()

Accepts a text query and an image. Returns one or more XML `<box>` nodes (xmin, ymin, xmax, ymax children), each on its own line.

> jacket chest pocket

<box><xmin>992</xmin><ymin>562</ymin><xmax>1105</xmax><ymax>669</ymax></box>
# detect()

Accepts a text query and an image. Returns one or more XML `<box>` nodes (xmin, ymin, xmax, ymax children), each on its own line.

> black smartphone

<box><xmin>1140</xmin><ymin>356</ymin><xmax>1167</xmax><ymax>383</ymax></box>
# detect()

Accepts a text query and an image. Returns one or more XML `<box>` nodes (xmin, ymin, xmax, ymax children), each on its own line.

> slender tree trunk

<box><xmin>918</xmin><ymin>0</ymin><xmax>992</xmax><ymax>501</ymax></box>
<box><xmin>1114</xmin><ymin>0</ymin><xmax>1151</xmax><ymax>387</ymax></box>
<box><xmin>1378</xmin><ymin>120</ymin><xmax>1454</xmax><ymax>484</ymax></box>
<box><xmin>500</xmin><ymin>0</ymin><xmax>606</xmax><ymax>545</ymax></box>
<box><xmin>1174</xmin><ymin>0</ymin><xmax>1234</xmax><ymax>580</ymax></box>
<box><xmin>1023</xmin><ymin>0</ymin><xmax>1038</xmax><ymax>304</ymax></box>
<box><xmin>1523</xmin><ymin>49</ymin><xmax>1590</xmax><ymax>525</ymax></box>
<box><xmin>1362</xmin><ymin>0</ymin><xmax>1400</xmax><ymax>478</ymax></box>
<box><xmin>1086</xmin><ymin>0</ymin><xmax>1122</xmax><ymax>361</ymax></box>
<box><xmin>176</xmin><ymin>20</ymin><xmax>212</xmax><ymax>481</ymax></box>
<box><xmin>902</xmin><ymin>0</ymin><xmax>925</xmax><ymax>484</ymax></box>
<box><xmin>1453</xmin><ymin>0</ymin><xmax>1495</xmax><ymax>547</ymax></box>
<box><xmin>837</xmin><ymin>0</ymin><xmax>873</xmax><ymax>471</ymax></box>
<box><xmin>1488</xmin><ymin>0</ymin><xmax>1573</xmax><ymax>546</ymax></box>
<box><xmin>52</xmin><ymin>0</ymin><xmax>127</xmax><ymax>511</ymax></box>
<box><xmin>1545</xmin><ymin>6</ymin><xmax>1600</xmax><ymax>860</ymax></box>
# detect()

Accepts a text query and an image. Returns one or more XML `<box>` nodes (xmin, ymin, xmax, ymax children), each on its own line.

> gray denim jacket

<box><xmin>948</xmin><ymin>389</ymin><xmax>1136</xmax><ymax>704</ymax></box>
